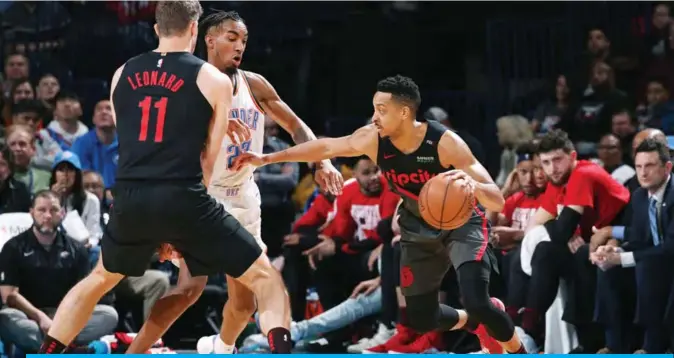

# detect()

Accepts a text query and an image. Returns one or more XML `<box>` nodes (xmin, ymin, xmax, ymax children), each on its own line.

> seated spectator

<box><xmin>41</xmin><ymin>91</ymin><xmax>88</xmax><ymax>151</ymax></box>
<box><xmin>487</xmin><ymin>142</ymin><xmax>547</xmax><ymax>322</ymax></box>
<box><xmin>610</xmin><ymin>108</ymin><xmax>638</xmax><ymax>165</ymax></box>
<box><xmin>12</xmin><ymin>100</ymin><xmax>62</xmax><ymax>170</ymax></box>
<box><xmin>563</xmin><ymin>61</ymin><xmax>629</xmax><ymax>158</ymax></box>
<box><xmin>0</xmin><ymin>191</ymin><xmax>118</xmax><ymax>352</ymax></box>
<box><xmin>71</xmin><ymin>99</ymin><xmax>117</xmax><ymax>191</ymax></box>
<box><xmin>636</xmin><ymin>78</ymin><xmax>674</xmax><ymax>134</ymax></box>
<box><xmin>523</xmin><ymin>130</ymin><xmax>630</xmax><ymax>352</ymax></box>
<box><xmin>50</xmin><ymin>151</ymin><xmax>102</xmax><ymax>246</ymax></box>
<box><xmin>35</xmin><ymin>74</ymin><xmax>60</xmax><ymax>114</ymax></box>
<box><xmin>0</xmin><ymin>143</ymin><xmax>31</xmax><ymax>213</ymax></box>
<box><xmin>597</xmin><ymin>133</ymin><xmax>635</xmax><ymax>185</ymax></box>
<box><xmin>6</xmin><ymin>125</ymin><xmax>51</xmax><ymax>194</ymax></box>
<box><xmin>531</xmin><ymin>75</ymin><xmax>570</xmax><ymax>134</ymax></box>
<box><xmin>592</xmin><ymin>138</ymin><xmax>674</xmax><ymax>353</ymax></box>
<box><xmin>2</xmin><ymin>77</ymin><xmax>34</xmax><ymax>126</ymax></box>
<box><xmin>282</xmin><ymin>187</ymin><xmax>337</xmax><ymax>321</ymax></box>
<box><xmin>82</xmin><ymin>171</ymin><xmax>110</xmax><ymax>226</ymax></box>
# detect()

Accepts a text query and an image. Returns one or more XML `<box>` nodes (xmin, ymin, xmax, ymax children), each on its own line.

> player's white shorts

<box><xmin>209</xmin><ymin>178</ymin><xmax>266</xmax><ymax>252</ymax></box>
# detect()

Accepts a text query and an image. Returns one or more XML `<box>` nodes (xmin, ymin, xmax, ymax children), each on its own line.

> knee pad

<box><xmin>404</xmin><ymin>292</ymin><xmax>440</xmax><ymax>333</ymax></box>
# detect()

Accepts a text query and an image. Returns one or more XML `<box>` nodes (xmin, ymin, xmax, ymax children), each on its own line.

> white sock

<box><xmin>214</xmin><ymin>336</ymin><xmax>235</xmax><ymax>354</ymax></box>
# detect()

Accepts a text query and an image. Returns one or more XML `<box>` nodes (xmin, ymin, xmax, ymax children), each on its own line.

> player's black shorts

<box><xmin>397</xmin><ymin>205</ymin><xmax>496</xmax><ymax>296</ymax></box>
<box><xmin>101</xmin><ymin>181</ymin><xmax>263</xmax><ymax>277</ymax></box>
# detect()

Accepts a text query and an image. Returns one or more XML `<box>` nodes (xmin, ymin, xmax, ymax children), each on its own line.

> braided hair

<box><xmin>195</xmin><ymin>10</ymin><xmax>245</xmax><ymax>60</ymax></box>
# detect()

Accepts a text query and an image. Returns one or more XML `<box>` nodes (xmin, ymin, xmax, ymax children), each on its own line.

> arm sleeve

<box><xmin>501</xmin><ymin>195</ymin><xmax>517</xmax><ymax>226</ymax></box>
<box><xmin>292</xmin><ymin>194</ymin><xmax>331</xmax><ymax>232</ymax></box>
<box><xmin>543</xmin><ymin>207</ymin><xmax>583</xmax><ymax>244</ymax></box>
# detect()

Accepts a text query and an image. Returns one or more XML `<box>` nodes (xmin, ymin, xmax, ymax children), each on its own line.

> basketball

<box><xmin>418</xmin><ymin>174</ymin><xmax>474</xmax><ymax>230</ymax></box>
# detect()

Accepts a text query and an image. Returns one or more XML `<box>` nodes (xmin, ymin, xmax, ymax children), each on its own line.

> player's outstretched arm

<box><xmin>199</xmin><ymin>64</ymin><xmax>234</xmax><ymax>185</ymax></box>
<box><xmin>231</xmin><ymin>125</ymin><xmax>378</xmax><ymax>171</ymax></box>
<box><xmin>438</xmin><ymin>131</ymin><xmax>505</xmax><ymax>213</ymax></box>
<box><xmin>245</xmin><ymin>72</ymin><xmax>343</xmax><ymax>194</ymax></box>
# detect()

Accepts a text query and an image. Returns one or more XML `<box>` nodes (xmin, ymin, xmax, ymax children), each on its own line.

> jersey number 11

<box><xmin>138</xmin><ymin>96</ymin><xmax>167</xmax><ymax>143</ymax></box>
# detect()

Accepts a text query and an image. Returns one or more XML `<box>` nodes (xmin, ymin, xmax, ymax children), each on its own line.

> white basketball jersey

<box><xmin>208</xmin><ymin>70</ymin><xmax>265</xmax><ymax>190</ymax></box>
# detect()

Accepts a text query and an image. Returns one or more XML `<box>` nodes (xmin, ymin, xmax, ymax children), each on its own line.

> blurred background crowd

<box><xmin>0</xmin><ymin>0</ymin><xmax>673</xmax><ymax>355</ymax></box>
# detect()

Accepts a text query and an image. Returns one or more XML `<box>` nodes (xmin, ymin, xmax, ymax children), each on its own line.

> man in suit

<box><xmin>592</xmin><ymin>138</ymin><xmax>674</xmax><ymax>353</ymax></box>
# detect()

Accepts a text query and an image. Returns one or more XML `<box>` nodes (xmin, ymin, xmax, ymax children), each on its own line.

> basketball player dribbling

<box><xmin>37</xmin><ymin>1</ymin><xmax>294</xmax><ymax>354</ymax></box>
<box><xmin>234</xmin><ymin>75</ymin><xmax>528</xmax><ymax>354</ymax></box>
<box><xmin>124</xmin><ymin>10</ymin><xmax>344</xmax><ymax>354</ymax></box>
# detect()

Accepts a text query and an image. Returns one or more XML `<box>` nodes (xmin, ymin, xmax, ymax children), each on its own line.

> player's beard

<box><xmin>550</xmin><ymin>169</ymin><xmax>571</xmax><ymax>186</ymax></box>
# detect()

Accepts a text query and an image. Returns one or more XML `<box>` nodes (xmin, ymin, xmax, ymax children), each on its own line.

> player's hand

<box><xmin>350</xmin><ymin>277</ymin><xmax>381</xmax><ymax>299</ymax></box>
<box><xmin>303</xmin><ymin>235</ymin><xmax>336</xmax><ymax>270</ymax></box>
<box><xmin>443</xmin><ymin>170</ymin><xmax>476</xmax><ymax>193</ymax></box>
<box><xmin>590</xmin><ymin>226</ymin><xmax>612</xmax><ymax>253</ymax></box>
<box><xmin>227</xmin><ymin>118</ymin><xmax>251</xmax><ymax>145</ymax></box>
<box><xmin>367</xmin><ymin>244</ymin><xmax>383</xmax><ymax>272</ymax></box>
<box><xmin>313</xmin><ymin>161</ymin><xmax>344</xmax><ymax>196</ymax></box>
<box><xmin>231</xmin><ymin>152</ymin><xmax>268</xmax><ymax>171</ymax></box>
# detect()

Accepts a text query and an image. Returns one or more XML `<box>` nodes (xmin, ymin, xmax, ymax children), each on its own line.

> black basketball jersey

<box><xmin>377</xmin><ymin>120</ymin><xmax>449</xmax><ymax>218</ymax></box>
<box><xmin>113</xmin><ymin>51</ymin><xmax>212</xmax><ymax>182</ymax></box>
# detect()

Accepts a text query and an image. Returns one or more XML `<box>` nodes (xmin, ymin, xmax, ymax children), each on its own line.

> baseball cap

<box><xmin>52</xmin><ymin>151</ymin><xmax>82</xmax><ymax>171</ymax></box>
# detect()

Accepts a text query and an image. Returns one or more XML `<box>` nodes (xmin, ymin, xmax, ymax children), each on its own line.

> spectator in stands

<box><xmin>282</xmin><ymin>187</ymin><xmax>337</xmax><ymax>320</ymax></box>
<box><xmin>610</xmin><ymin>108</ymin><xmax>638</xmax><ymax>165</ymax></box>
<box><xmin>49</xmin><ymin>151</ymin><xmax>102</xmax><ymax>247</ymax></box>
<box><xmin>0</xmin><ymin>191</ymin><xmax>117</xmax><ymax>352</ymax></box>
<box><xmin>531</xmin><ymin>75</ymin><xmax>570</xmax><ymax>134</ymax></box>
<box><xmin>523</xmin><ymin>129</ymin><xmax>630</xmax><ymax>352</ymax></box>
<box><xmin>637</xmin><ymin>78</ymin><xmax>674</xmax><ymax>134</ymax></box>
<box><xmin>495</xmin><ymin>115</ymin><xmax>534</xmax><ymax>187</ymax></box>
<box><xmin>564</xmin><ymin>61</ymin><xmax>628</xmax><ymax>158</ymax></box>
<box><xmin>2</xmin><ymin>53</ymin><xmax>29</xmax><ymax>99</ymax></box>
<box><xmin>487</xmin><ymin>142</ymin><xmax>546</xmax><ymax>322</ymax></box>
<box><xmin>641</xmin><ymin>3</ymin><xmax>672</xmax><ymax>61</ymax></box>
<box><xmin>71</xmin><ymin>99</ymin><xmax>117</xmax><ymax>192</ymax></box>
<box><xmin>597</xmin><ymin>133</ymin><xmax>635</xmax><ymax>185</ymax></box>
<box><xmin>2</xmin><ymin>77</ymin><xmax>34</xmax><ymax>125</ymax></box>
<box><xmin>592</xmin><ymin>138</ymin><xmax>674</xmax><ymax>353</ymax></box>
<box><xmin>0</xmin><ymin>144</ymin><xmax>31</xmax><ymax>213</ymax></box>
<box><xmin>12</xmin><ymin>100</ymin><xmax>61</xmax><ymax>170</ymax></box>
<box><xmin>258</xmin><ymin>116</ymin><xmax>300</xmax><ymax>258</ymax></box>
<box><xmin>42</xmin><ymin>91</ymin><xmax>89</xmax><ymax>151</ymax></box>
<box><xmin>82</xmin><ymin>171</ymin><xmax>110</xmax><ymax>227</ymax></box>
<box><xmin>35</xmin><ymin>74</ymin><xmax>61</xmax><ymax>113</ymax></box>
<box><xmin>6</xmin><ymin>125</ymin><xmax>51</xmax><ymax>194</ymax></box>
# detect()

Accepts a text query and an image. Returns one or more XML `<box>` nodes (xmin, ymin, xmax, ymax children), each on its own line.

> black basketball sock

<box><xmin>267</xmin><ymin>327</ymin><xmax>292</xmax><ymax>353</ymax></box>
<box><xmin>39</xmin><ymin>335</ymin><xmax>67</xmax><ymax>354</ymax></box>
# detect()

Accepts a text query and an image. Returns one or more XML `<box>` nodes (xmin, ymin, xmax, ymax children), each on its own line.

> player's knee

<box><xmin>175</xmin><ymin>276</ymin><xmax>208</xmax><ymax>304</ymax></box>
<box><xmin>404</xmin><ymin>292</ymin><xmax>440</xmax><ymax>333</ymax></box>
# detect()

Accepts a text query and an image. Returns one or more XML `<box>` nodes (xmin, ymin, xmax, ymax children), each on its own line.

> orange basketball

<box><xmin>418</xmin><ymin>174</ymin><xmax>474</xmax><ymax>230</ymax></box>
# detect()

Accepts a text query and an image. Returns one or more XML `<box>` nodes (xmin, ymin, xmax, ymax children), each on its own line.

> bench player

<box><xmin>37</xmin><ymin>1</ymin><xmax>293</xmax><ymax>354</ymax></box>
<box><xmin>234</xmin><ymin>75</ymin><xmax>528</xmax><ymax>354</ymax></box>
<box><xmin>124</xmin><ymin>10</ymin><xmax>343</xmax><ymax>354</ymax></box>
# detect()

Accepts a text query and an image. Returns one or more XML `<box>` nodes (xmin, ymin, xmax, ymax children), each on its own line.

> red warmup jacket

<box><xmin>322</xmin><ymin>176</ymin><xmax>400</xmax><ymax>254</ymax></box>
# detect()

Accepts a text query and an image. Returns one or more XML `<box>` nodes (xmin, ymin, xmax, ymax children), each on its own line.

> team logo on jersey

<box><xmin>417</xmin><ymin>156</ymin><xmax>435</xmax><ymax>163</ymax></box>
<box><xmin>157</xmin><ymin>59</ymin><xmax>163</xmax><ymax>68</ymax></box>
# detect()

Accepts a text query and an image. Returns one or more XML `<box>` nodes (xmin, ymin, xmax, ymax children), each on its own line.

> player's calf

<box><xmin>236</xmin><ymin>254</ymin><xmax>292</xmax><ymax>353</ymax></box>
